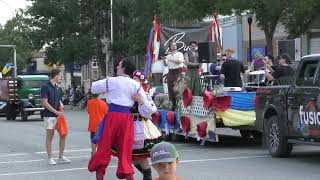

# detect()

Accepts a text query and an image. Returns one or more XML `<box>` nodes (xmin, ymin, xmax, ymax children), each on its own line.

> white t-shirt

<box><xmin>165</xmin><ymin>52</ymin><xmax>185</xmax><ymax>70</ymax></box>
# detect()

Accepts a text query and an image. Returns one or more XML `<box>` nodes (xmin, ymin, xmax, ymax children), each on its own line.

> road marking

<box><xmin>0</xmin><ymin>147</ymin><xmax>208</xmax><ymax>158</ymax></box>
<box><xmin>0</xmin><ymin>153</ymin><xmax>28</xmax><ymax>157</ymax></box>
<box><xmin>0</xmin><ymin>155</ymin><xmax>268</xmax><ymax>176</ymax></box>
<box><xmin>35</xmin><ymin>148</ymin><xmax>91</xmax><ymax>154</ymax></box>
<box><xmin>0</xmin><ymin>165</ymin><xmax>117</xmax><ymax>176</ymax></box>
<box><xmin>180</xmin><ymin>155</ymin><xmax>268</xmax><ymax>163</ymax></box>
<box><xmin>0</xmin><ymin>155</ymin><xmax>91</xmax><ymax>164</ymax></box>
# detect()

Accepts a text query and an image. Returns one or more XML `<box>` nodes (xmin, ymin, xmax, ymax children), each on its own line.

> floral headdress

<box><xmin>133</xmin><ymin>70</ymin><xmax>149</xmax><ymax>85</ymax></box>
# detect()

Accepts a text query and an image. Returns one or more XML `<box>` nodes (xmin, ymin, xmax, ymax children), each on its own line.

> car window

<box><xmin>296</xmin><ymin>60</ymin><xmax>319</xmax><ymax>86</ymax></box>
<box><xmin>23</xmin><ymin>80</ymin><xmax>47</xmax><ymax>88</ymax></box>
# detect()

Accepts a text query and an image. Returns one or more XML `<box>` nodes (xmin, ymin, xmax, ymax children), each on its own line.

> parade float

<box><xmin>144</xmin><ymin>15</ymin><xmax>261</xmax><ymax>145</ymax></box>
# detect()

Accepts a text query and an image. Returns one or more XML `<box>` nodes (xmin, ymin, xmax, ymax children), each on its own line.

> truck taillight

<box><xmin>254</xmin><ymin>96</ymin><xmax>259</xmax><ymax>111</ymax></box>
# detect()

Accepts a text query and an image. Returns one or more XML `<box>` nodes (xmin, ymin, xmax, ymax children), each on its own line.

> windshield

<box><xmin>23</xmin><ymin>80</ymin><xmax>48</xmax><ymax>88</ymax></box>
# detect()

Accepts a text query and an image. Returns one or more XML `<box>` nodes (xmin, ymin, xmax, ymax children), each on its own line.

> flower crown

<box><xmin>133</xmin><ymin>71</ymin><xmax>149</xmax><ymax>85</ymax></box>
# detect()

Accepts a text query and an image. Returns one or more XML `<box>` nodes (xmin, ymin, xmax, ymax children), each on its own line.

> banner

<box><xmin>159</xmin><ymin>26</ymin><xmax>210</xmax><ymax>56</ymax></box>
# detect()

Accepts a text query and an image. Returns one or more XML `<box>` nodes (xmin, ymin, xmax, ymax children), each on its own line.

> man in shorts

<box><xmin>41</xmin><ymin>68</ymin><xmax>71</xmax><ymax>165</ymax></box>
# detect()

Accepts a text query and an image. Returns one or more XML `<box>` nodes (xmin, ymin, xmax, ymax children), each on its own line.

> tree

<box><xmin>281</xmin><ymin>0</ymin><xmax>320</xmax><ymax>38</ymax></box>
<box><xmin>26</xmin><ymin>0</ymin><xmax>96</xmax><ymax>87</ymax></box>
<box><xmin>80</xmin><ymin>0</ymin><xmax>110</xmax><ymax>75</ymax></box>
<box><xmin>112</xmin><ymin>0</ymin><xmax>160</xmax><ymax>56</ymax></box>
<box><xmin>158</xmin><ymin>0</ymin><xmax>319</xmax><ymax>56</ymax></box>
<box><xmin>0</xmin><ymin>10</ymin><xmax>33</xmax><ymax>73</ymax></box>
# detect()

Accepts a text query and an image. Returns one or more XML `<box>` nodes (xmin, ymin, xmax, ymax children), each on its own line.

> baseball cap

<box><xmin>150</xmin><ymin>142</ymin><xmax>178</xmax><ymax>164</ymax></box>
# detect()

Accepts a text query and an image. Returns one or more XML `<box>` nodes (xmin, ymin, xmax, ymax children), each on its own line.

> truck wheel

<box><xmin>265</xmin><ymin>115</ymin><xmax>293</xmax><ymax>157</ymax></box>
<box><xmin>5</xmin><ymin>106</ymin><xmax>12</xmax><ymax>120</ymax></box>
<box><xmin>5</xmin><ymin>103</ymin><xmax>15</xmax><ymax>120</ymax></box>
<box><xmin>21</xmin><ymin>111</ymin><xmax>28</xmax><ymax>121</ymax></box>
<box><xmin>11</xmin><ymin>111</ymin><xmax>17</xmax><ymax>120</ymax></box>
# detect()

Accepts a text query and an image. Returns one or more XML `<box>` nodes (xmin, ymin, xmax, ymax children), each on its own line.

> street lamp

<box><xmin>247</xmin><ymin>12</ymin><xmax>253</xmax><ymax>63</ymax></box>
<box><xmin>0</xmin><ymin>45</ymin><xmax>17</xmax><ymax>77</ymax></box>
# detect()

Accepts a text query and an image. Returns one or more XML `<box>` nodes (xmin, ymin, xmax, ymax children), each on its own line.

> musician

<box><xmin>184</xmin><ymin>41</ymin><xmax>201</xmax><ymax>96</ymax></box>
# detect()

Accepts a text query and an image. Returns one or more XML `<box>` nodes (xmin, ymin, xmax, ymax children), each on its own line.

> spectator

<box><xmin>41</xmin><ymin>69</ymin><xmax>71</xmax><ymax>165</ymax></box>
<box><xmin>150</xmin><ymin>142</ymin><xmax>182</xmax><ymax>180</ymax></box>
<box><xmin>87</xmin><ymin>93</ymin><xmax>108</xmax><ymax>156</ymax></box>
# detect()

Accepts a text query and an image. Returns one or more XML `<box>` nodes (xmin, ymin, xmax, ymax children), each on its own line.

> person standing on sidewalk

<box><xmin>41</xmin><ymin>68</ymin><xmax>71</xmax><ymax>165</ymax></box>
<box><xmin>184</xmin><ymin>41</ymin><xmax>201</xmax><ymax>96</ymax></box>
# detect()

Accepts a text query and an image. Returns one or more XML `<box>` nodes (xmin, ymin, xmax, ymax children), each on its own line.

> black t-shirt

<box><xmin>40</xmin><ymin>81</ymin><xmax>61</xmax><ymax>117</ymax></box>
<box><xmin>221</xmin><ymin>59</ymin><xmax>245</xmax><ymax>87</ymax></box>
<box><xmin>272</xmin><ymin>65</ymin><xmax>295</xmax><ymax>80</ymax></box>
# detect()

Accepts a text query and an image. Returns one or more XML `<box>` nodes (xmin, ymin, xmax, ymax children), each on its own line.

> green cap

<box><xmin>150</xmin><ymin>142</ymin><xmax>178</xmax><ymax>164</ymax></box>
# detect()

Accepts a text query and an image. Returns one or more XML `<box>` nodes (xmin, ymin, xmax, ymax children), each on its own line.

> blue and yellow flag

<box><xmin>2</xmin><ymin>63</ymin><xmax>13</xmax><ymax>75</ymax></box>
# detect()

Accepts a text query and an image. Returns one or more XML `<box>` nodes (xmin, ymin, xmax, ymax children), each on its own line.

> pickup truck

<box><xmin>255</xmin><ymin>54</ymin><xmax>320</xmax><ymax>157</ymax></box>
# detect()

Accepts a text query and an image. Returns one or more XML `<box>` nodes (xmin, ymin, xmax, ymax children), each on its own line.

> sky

<box><xmin>0</xmin><ymin>0</ymin><xmax>32</xmax><ymax>26</ymax></box>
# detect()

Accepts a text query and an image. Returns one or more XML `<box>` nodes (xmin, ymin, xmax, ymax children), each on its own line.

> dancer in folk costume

<box><xmin>111</xmin><ymin>70</ymin><xmax>161</xmax><ymax>180</ymax></box>
<box><xmin>88</xmin><ymin>59</ymin><xmax>157</xmax><ymax>180</ymax></box>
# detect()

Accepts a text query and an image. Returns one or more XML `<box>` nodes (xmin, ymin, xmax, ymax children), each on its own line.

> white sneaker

<box><xmin>48</xmin><ymin>158</ymin><xmax>57</xmax><ymax>165</ymax></box>
<box><xmin>57</xmin><ymin>156</ymin><xmax>71</xmax><ymax>164</ymax></box>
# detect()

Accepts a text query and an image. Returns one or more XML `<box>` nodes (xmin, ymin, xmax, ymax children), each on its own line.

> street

<box><xmin>0</xmin><ymin>107</ymin><xmax>320</xmax><ymax>180</ymax></box>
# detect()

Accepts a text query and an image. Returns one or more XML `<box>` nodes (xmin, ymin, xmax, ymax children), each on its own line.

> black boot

<box><xmin>134</xmin><ymin>164</ymin><xmax>143</xmax><ymax>174</ymax></box>
<box><xmin>142</xmin><ymin>168</ymin><xmax>152</xmax><ymax>180</ymax></box>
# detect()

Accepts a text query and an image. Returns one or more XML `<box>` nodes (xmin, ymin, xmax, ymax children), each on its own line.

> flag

<box><xmin>144</xmin><ymin>15</ymin><xmax>161</xmax><ymax>79</ymax></box>
<box><xmin>209</xmin><ymin>13</ymin><xmax>223</xmax><ymax>52</ymax></box>
<box><xmin>2</xmin><ymin>63</ymin><xmax>13</xmax><ymax>75</ymax></box>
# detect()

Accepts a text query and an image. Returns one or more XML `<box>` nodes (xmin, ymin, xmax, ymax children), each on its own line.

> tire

<box><xmin>21</xmin><ymin>111</ymin><xmax>28</xmax><ymax>121</ymax></box>
<box><xmin>5</xmin><ymin>103</ymin><xmax>16</xmax><ymax>120</ymax></box>
<box><xmin>5</xmin><ymin>105</ymin><xmax>12</xmax><ymax>120</ymax></box>
<box><xmin>11</xmin><ymin>110</ymin><xmax>16</xmax><ymax>120</ymax></box>
<box><xmin>265</xmin><ymin>115</ymin><xmax>293</xmax><ymax>157</ymax></box>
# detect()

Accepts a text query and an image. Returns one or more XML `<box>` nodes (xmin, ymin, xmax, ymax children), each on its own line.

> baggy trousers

<box><xmin>88</xmin><ymin>104</ymin><xmax>134</xmax><ymax>179</ymax></box>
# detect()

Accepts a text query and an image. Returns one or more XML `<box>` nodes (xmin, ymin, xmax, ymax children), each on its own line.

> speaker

<box><xmin>198</xmin><ymin>42</ymin><xmax>217</xmax><ymax>63</ymax></box>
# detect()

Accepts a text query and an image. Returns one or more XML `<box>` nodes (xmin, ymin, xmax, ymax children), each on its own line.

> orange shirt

<box><xmin>87</xmin><ymin>98</ymin><xmax>108</xmax><ymax>132</ymax></box>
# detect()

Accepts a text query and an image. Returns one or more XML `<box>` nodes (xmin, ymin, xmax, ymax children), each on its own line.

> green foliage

<box><xmin>281</xmin><ymin>0</ymin><xmax>320</xmax><ymax>38</ymax></box>
<box><xmin>112</xmin><ymin>0</ymin><xmax>160</xmax><ymax>56</ymax></box>
<box><xmin>0</xmin><ymin>10</ymin><xmax>33</xmax><ymax>71</ymax></box>
<box><xmin>27</xmin><ymin>0</ymin><xmax>95</xmax><ymax>65</ymax></box>
<box><xmin>158</xmin><ymin>0</ymin><xmax>318</xmax><ymax>55</ymax></box>
<box><xmin>158</xmin><ymin>0</ymin><xmax>215</xmax><ymax>22</ymax></box>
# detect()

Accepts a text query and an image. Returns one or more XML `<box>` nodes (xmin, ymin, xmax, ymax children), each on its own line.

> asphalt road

<box><xmin>0</xmin><ymin>106</ymin><xmax>320</xmax><ymax>180</ymax></box>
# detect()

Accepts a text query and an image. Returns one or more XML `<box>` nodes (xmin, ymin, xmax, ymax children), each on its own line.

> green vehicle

<box><xmin>0</xmin><ymin>75</ymin><xmax>49</xmax><ymax>121</ymax></box>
